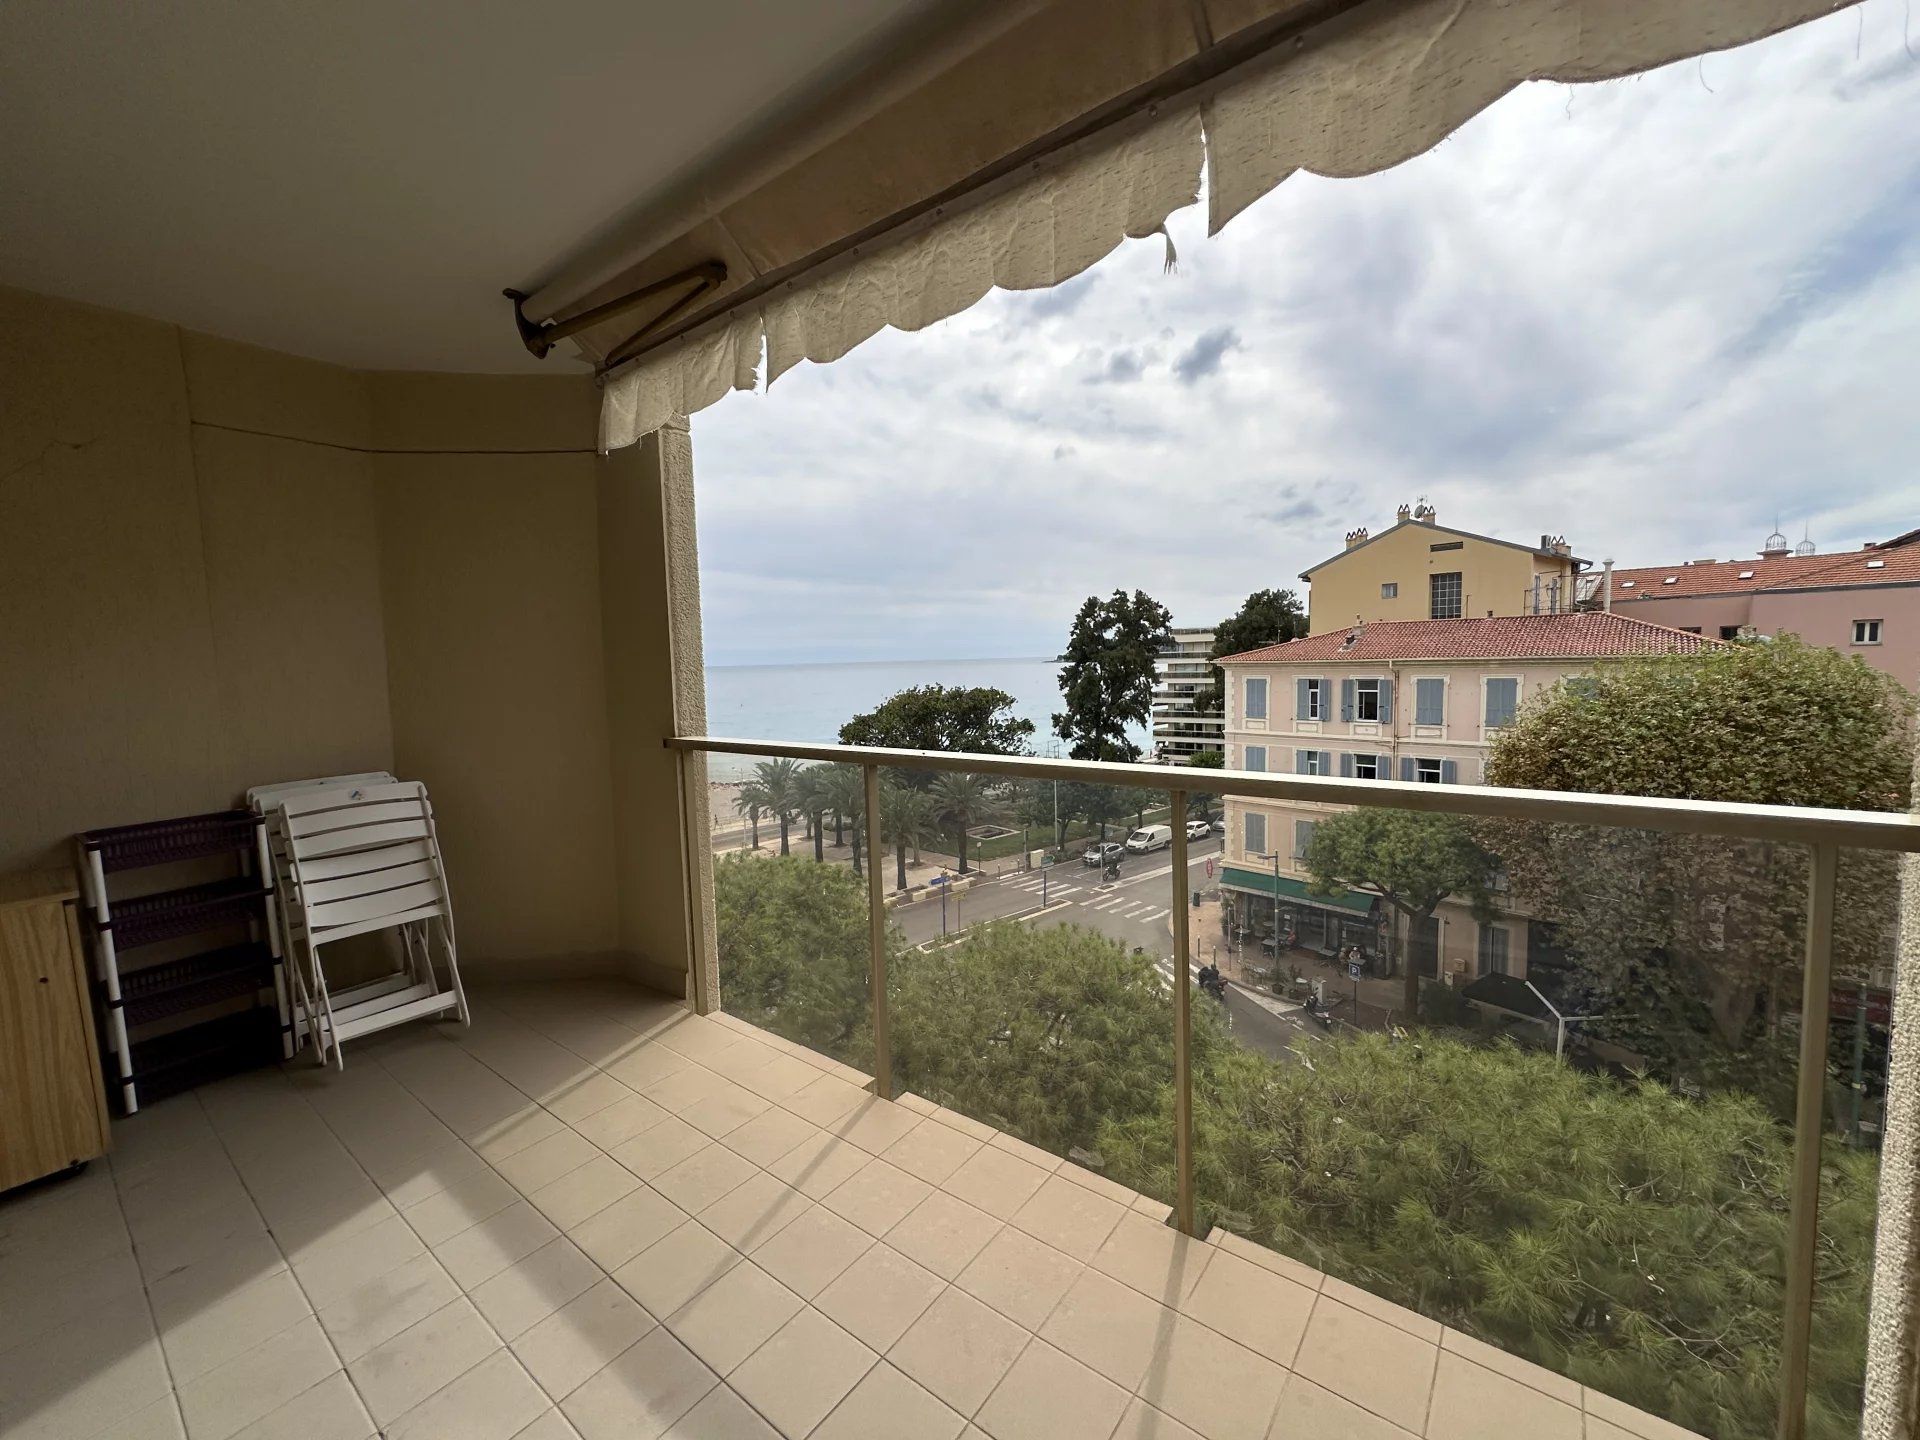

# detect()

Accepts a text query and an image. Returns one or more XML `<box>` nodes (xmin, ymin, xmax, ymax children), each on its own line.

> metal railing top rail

<box><xmin>665</xmin><ymin>735</ymin><xmax>1920</xmax><ymax>853</ymax></box>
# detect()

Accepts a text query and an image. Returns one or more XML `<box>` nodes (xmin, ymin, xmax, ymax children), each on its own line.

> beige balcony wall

<box><xmin>0</xmin><ymin>288</ymin><xmax>395</xmax><ymax>869</ymax></box>
<box><xmin>368</xmin><ymin>376</ymin><xmax>622</xmax><ymax>976</ymax></box>
<box><xmin>0</xmin><ymin>285</ymin><xmax>697</xmax><ymax>992</ymax></box>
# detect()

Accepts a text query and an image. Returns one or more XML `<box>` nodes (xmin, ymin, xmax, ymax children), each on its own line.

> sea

<box><xmin>700</xmin><ymin>656</ymin><xmax>1148</xmax><ymax>781</ymax></box>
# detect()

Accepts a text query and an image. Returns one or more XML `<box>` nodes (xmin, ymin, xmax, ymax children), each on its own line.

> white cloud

<box><xmin>690</xmin><ymin>3</ymin><xmax>1920</xmax><ymax>665</ymax></box>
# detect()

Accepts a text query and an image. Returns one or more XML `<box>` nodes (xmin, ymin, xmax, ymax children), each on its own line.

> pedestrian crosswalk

<box><xmin>994</xmin><ymin>871</ymin><xmax>1171</xmax><ymax>927</ymax></box>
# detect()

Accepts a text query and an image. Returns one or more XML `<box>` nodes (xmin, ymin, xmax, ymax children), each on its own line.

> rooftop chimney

<box><xmin>1761</xmin><ymin>528</ymin><xmax>1790</xmax><ymax>560</ymax></box>
<box><xmin>1344</xmin><ymin>527</ymin><xmax>1369</xmax><ymax>549</ymax></box>
<box><xmin>1413</xmin><ymin>502</ymin><xmax>1436</xmax><ymax>525</ymax></box>
<box><xmin>1397</xmin><ymin>503</ymin><xmax>1413</xmax><ymax>524</ymax></box>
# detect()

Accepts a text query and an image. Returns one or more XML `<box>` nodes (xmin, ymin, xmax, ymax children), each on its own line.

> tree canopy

<box><xmin>713</xmin><ymin>853</ymin><xmax>873</xmax><ymax>1069</ymax></box>
<box><xmin>1484</xmin><ymin>636</ymin><xmax>1912</xmax><ymax>1084</ymax></box>
<box><xmin>889</xmin><ymin>921</ymin><xmax>1199</xmax><ymax>1156</ymax></box>
<box><xmin>840</xmin><ymin>685</ymin><xmax>1035</xmax><ymax>759</ymax></box>
<box><xmin>1198</xmin><ymin>588</ymin><xmax>1308</xmax><ymax>712</ymax></box>
<box><xmin>1302</xmin><ymin>808</ymin><xmax>1498</xmax><ymax>1016</ymax></box>
<box><xmin>1054</xmin><ymin>589</ymin><xmax>1174</xmax><ymax>762</ymax></box>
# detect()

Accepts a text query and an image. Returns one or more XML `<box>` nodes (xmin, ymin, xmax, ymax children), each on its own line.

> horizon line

<box><xmin>707</xmin><ymin>654</ymin><xmax>1060</xmax><ymax>670</ymax></box>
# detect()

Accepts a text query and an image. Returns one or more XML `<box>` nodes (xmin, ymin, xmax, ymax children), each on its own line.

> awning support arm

<box><xmin>503</xmin><ymin>261</ymin><xmax>727</xmax><ymax>360</ymax></box>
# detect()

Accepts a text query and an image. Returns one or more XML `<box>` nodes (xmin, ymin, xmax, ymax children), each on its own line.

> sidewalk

<box><xmin>1176</xmin><ymin>892</ymin><xmax>1404</xmax><ymax>1033</ymax></box>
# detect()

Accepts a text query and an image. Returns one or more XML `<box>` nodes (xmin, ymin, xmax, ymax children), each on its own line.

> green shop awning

<box><xmin>1219</xmin><ymin>867</ymin><xmax>1376</xmax><ymax>917</ymax></box>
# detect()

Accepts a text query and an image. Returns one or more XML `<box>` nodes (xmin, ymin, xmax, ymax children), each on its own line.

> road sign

<box><xmin>1347</xmin><ymin>960</ymin><xmax>1363</xmax><ymax>981</ymax></box>
<box><xmin>1205</xmin><ymin>858</ymin><xmax>1215</xmax><ymax>878</ymax></box>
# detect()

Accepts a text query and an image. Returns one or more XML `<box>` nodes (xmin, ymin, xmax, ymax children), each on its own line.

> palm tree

<box><xmin>880</xmin><ymin>778</ymin><xmax>938</xmax><ymax>892</ymax></box>
<box><xmin>753</xmin><ymin>758</ymin><xmax>805</xmax><ymax>856</ymax></box>
<box><xmin>931</xmin><ymin>773</ymin><xmax>993</xmax><ymax>875</ymax></box>
<box><xmin>736</xmin><ymin>778</ymin><xmax>769</xmax><ymax>850</ymax></box>
<box><xmin>816</xmin><ymin>765</ymin><xmax>868</xmax><ymax>877</ymax></box>
<box><xmin>795</xmin><ymin>765</ymin><xmax>831</xmax><ymax>862</ymax></box>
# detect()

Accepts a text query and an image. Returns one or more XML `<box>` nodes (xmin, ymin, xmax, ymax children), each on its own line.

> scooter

<box><xmin>1301</xmin><ymin>993</ymin><xmax>1335</xmax><ymax>1031</ymax></box>
<box><xmin>1198</xmin><ymin>970</ymin><xmax>1228</xmax><ymax>1002</ymax></box>
<box><xmin>1102</xmin><ymin>861</ymin><xmax>1122</xmax><ymax>883</ymax></box>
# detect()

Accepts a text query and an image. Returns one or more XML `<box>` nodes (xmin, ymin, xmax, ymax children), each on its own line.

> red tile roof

<box><xmin>1609</xmin><ymin>536</ymin><xmax>1920</xmax><ymax>599</ymax></box>
<box><xmin>1217</xmin><ymin>613</ymin><xmax>1718</xmax><ymax>665</ymax></box>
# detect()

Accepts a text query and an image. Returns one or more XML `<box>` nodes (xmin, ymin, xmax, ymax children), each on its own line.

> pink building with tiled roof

<box><xmin>1605</xmin><ymin>527</ymin><xmax>1920</xmax><ymax>687</ymax></box>
<box><xmin>1213</xmin><ymin>613</ymin><xmax>1715</xmax><ymax>989</ymax></box>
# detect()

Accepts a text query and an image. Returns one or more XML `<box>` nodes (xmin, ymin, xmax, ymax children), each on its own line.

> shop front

<box><xmin>1219</xmin><ymin>865</ymin><xmax>1380</xmax><ymax>961</ymax></box>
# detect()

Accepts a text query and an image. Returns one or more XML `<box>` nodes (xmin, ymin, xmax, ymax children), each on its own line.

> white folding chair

<box><xmin>272</xmin><ymin>780</ymin><xmax>468</xmax><ymax>1066</ymax></box>
<box><xmin>248</xmin><ymin>773</ymin><xmax>396</xmax><ymax>1057</ymax></box>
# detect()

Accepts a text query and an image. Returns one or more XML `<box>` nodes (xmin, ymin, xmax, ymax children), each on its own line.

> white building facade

<box><xmin>1150</xmin><ymin>625</ymin><xmax>1221</xmax><ymax>762</ymax></box>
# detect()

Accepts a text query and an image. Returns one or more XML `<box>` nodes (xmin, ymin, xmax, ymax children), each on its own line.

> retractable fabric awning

<box><xmin>517</xmin><ymin>0</ymin><xmax>1848</xmax><ymax>450</ymax></box>
<box><xmin>1220</xmin><ymin>866</ymin><xmax>1377</xmax><ymax>916</ymax></box>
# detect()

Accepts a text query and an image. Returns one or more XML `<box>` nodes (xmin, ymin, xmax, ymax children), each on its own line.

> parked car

<box><xmin>1185</xmin><ymin>819</ymin><xmax>1211</xmax><ymax>841</ymax></box>
<box><xmin>1210</xmin><ymin>817</ymin><xmax>1225</xmax><ymax>835</ymax></box>
<box><xmin>1082</xmin><ymin>841</ymin><xmax>1125</xmax><ymax>867</ymax></box>
<box><xmin>1125</xmin><ymin>825</ymin><xmax>1173</xmax><ymax>854</ymax></box>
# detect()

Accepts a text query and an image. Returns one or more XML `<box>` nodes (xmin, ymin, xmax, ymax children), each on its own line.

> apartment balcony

<box><xmin>0</xmin><ymin>978</ymin><xmax>1713</xmax><ymax>1440</ymax></box>
<box><xmin>4</xmin><ymin>5</ymin><xmax>1913</xmax><ymax>1439</ymax></box>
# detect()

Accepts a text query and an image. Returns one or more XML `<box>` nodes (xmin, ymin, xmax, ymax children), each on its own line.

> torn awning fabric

<box><xmin>572</xmin><ymin>0</ymin><xmax>1849</xmax><ymax>451</ymax></box>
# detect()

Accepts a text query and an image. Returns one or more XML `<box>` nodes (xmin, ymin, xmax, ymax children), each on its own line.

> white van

<box><xmin>1125</xmin><ymin>825</ymin><xmax>1173</xmax><ymax>854</ymax></box>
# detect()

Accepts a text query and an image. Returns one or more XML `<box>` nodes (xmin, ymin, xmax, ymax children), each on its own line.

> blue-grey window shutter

<box><xmin>1377</xmin><ymin>679</ymin><xmax>1394</xmax><ymax>723</ymax></box>
<box><xmin>1339</xmin><ymin>679</ymin><xmax>1355</xmax><ymax>721</ymax></box>
<box><xmin>1320</xmin><ymin>751</ymin><xmax>1333</xmax><ymax>775</ymax></box>
<box><xmin>1486</xmin><ymin>678</ymin><xmax>1518</xmax><ymax>727</ymax></box>
<box><xmin>1414</xmin><ymin>678</ymin><xmax>1437</xmax><ymax>725</ymax></box>
<box><xmin>1296</xmin><ymin>678</ymin><xmax>1311</xmax><ymax>720</ymax></box>
<box><xmin>1339</xmin><ymin>753</ymin><xmax>1354</xmax><ymax>778</ymax></box>
<box><xmin>1295</xmin><ymin>750</ymin><xmax>1310</xmax><ymax>775</ymax></box>
<box><xmin>1401</xmin><ymin>757</ymin><xmax>1417</xmax><ymax>781</ymax></box>
<box><xmin>1320</xmin><ymin>678</ymin><xmax>1332</xmax><ymax>716</ymax></box>
<box><xmin>1441</xmin><ymin>759</ymin><xmax>1459</xmax><ymax>784</ymax></box>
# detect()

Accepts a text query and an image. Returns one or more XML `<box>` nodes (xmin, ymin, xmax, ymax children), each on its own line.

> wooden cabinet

<box><xmin>0</xmin><ymin>868</ymin><xmax>111</xmax><ymax>1192</ymax></box>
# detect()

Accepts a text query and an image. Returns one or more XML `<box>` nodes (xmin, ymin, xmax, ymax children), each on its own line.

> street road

<box><xmin>890</xmin><ymin>836</ymin><xmax>1324</xmax><ymax>1059</ymax></box>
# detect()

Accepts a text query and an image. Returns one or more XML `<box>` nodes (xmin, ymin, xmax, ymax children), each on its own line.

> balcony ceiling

<box><xmin>0</xmin><ymin>0</ymin><xmax>940</xmax><ymax>373</ymax></box>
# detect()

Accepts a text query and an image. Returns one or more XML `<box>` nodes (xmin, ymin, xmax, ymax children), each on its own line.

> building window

<box><xmin>1298</xmin><ymin>677</ymin><xmax>1324</xmax><ymax>721</ymax></box>
<box><xmin>1719</xmin><ymin>625</ymin><xmax>1743</xmax><ymax>640</ymax></box>
<box><xmin>1244</xmin><ymin>676</ymin><xmax>1269</xmax><ymax>719</ymax></box>
<box><xmin>1293</xmin><ymin>819</ymin><xmax>1317</xmax><ymax>861</ymax></box>
<box><xmin>1244</xmin><ymin>811</ymin><xmax>1266</xmax><ymax>858</ymax></box>
<box><xmin>1430</xmin><ymin>571</ymin><xmax>1463</xmax><ymax>619</ymax></box>
<box><xmin>1243</xmin><ymin>745</ymin><xmax>1266</xmax><ymax>773</ymax></box>
<box><xmin>1484</xmin><ymin>677</ymin><xmax>1519</xmax><ymax>729</ymax></box>
<box><xmin>1478</xmin><ymin>924</ymin><xmax>1511</xmax><ymax>976</ymax></box>
<box><xmin>1352</xmin><ymin>754</ymin><xmax>1380</xmax><ymax>780</ymax></box>
<box><xmin>1296</xmin><ymin>749</ymin><xmax>1328</xmax><ymax>776</ymax></box>
<box><xmin>1380</xmin><ymin>582</ymin><xmax>1398</xmax><ymax>599</ymax></box>
<box><xmin>1401</xmin><ymin>756</ymin><xmax>1462</xmax><ymax>784</ymax></box>
<box><xmin>1855</xmin><ymin>619</ymin><xmax>1884</xmax><ymax>645</ymax></box>
<box><xmin>1355</xmin><ymin>678</ymin><xmax>1382</xmax><ymax>722</ymax></box>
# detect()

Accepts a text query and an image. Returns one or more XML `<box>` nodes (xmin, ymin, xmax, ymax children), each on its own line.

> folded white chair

<box><xmin>247</xmin><ymin>773</ymin><xmax>397</xmax><ymax>1056</ymax></box>
<box><xmin>269</xmin><ymin>779</ymin><xmax>467</xmax><ymax>1066</ymax></box>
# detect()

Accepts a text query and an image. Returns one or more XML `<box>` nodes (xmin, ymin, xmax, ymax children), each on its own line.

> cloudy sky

<box><xmin>690</xmin><ymin>3</ymin><xmax>1920</xmax><ymax>667</ymax></box>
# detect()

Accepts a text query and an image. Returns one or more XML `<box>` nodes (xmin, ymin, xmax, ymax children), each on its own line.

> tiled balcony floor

<box><xmin>0</xmin><ymin>981</ymin><xmax>1702</xmax><ymax>1440</ymax></box>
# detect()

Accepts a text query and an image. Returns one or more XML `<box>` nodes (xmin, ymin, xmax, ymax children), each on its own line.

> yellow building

<box><xmin>1302</xmin><ymin>502</ymin><xmax>1585</xmax><ymax>631</ymax></box>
